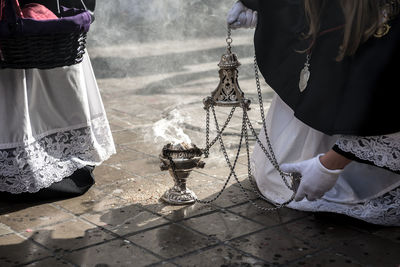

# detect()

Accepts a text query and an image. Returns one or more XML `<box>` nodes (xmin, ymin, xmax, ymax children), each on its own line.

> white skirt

<box><xmin>0</xmin><ymin>54</ymin><xmax>116</xmax><ymax>194</ymax></box>
<box><xmin>251</xmin><ymin>94</ymin><xmax>400</xmax><ymax>226</ymax></box>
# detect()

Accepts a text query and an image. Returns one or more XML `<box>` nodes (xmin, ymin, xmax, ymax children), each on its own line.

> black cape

<box><xmin>242</xmin><ymin>0</ymin><xmax>400</xmax><ymax>136</ymax></box>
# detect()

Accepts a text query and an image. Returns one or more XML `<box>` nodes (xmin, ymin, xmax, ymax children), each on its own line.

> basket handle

<box><xmin>2</xmin><ymin>0</ymin><xmax>22</xmax><ymax>24</ymax></box>
<box><xmin>56</xmin><ymin>0</ymin><xmax>89</xmax><ymax>15</ymax></box>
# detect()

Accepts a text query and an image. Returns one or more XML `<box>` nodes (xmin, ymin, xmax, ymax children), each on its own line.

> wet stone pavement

<box><xmin>1</xmin><ymin>1</ymin><xmax>400</xmax><ymax>265</ymax></box>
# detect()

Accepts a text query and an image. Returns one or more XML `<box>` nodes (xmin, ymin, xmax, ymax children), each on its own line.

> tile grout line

<box><xmin>17</xmin><ymin>255</ymin><xmax>79</xmax><ymax>267</ymax></box>
<box><xmin>50</xmin><ymin>202</ymin><xmax>175</xmax><ymax>262</ymax></box>
<box><xmin>147</xmin><ymin>242</ymin><xmax>224</xmax><ymax>267</ymax></box>
<box><xmin>0</xmin><ymin>218</ymin><xmax>75</xmax><ymax>266</ymax></box>
<box><xmin>222</xmin><ymin>202</ymin><xmax>311</xmax><ymax>228</ymax></box>
<box><xmin>51</xmin><ymin>198</ymin><xmax>307</xmax><ymax>266</ymax></box>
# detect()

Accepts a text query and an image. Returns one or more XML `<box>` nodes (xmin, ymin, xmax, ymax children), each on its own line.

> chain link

<box><xmin>196</xmin><ymin>105</ymin><xmax>243</xmax><ymax>204</ymax></box>
<box><xmin>205</xmin><ymin>107</ymin><xmax>210</xmax><ymax>158</ymax></box>
<box><xmin>201</xmin><ymin>104</ymin><xmax>296</xmax><ymax>211</ymax></box>
<box><xmin>226</xmin><ymin>27</ymin><xmax>233</xmax><ymax>53</ymax></box>
<box><xmin>203</xmin><ymin>106</ymin><xmax>236</xmax><ymax>158</ymax></box>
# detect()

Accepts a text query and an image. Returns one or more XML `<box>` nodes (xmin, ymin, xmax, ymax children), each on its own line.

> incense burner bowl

<box><xmin>159</xmin><ymin>143</ymin><xmax>205</xmax><ymax>205</ymax></box>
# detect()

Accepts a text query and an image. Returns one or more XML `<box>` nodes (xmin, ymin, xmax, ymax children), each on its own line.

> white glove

<box><xmin>280</xmin><ymin>154</ymin><xmax>343</xmax><ymax>202</ymax></box>
<box><xmin>227</xmin><ymin>1</ymin><xmax>258</xmax><ymax>29</ymax></box>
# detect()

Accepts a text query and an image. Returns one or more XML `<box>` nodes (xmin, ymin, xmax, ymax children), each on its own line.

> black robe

<box><xmin>241</xmin><ymin>0</ymin><xmax>400</xmax><ymax>136</ymax></box>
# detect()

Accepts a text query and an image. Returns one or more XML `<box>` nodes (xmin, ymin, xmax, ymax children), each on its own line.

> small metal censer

<box><xmin>201</xmin><ymin>27</ymin><xmax>300</xmax><ymax>210</ymax></box>
<box><xmin>159</xmin><ymin>142</ymin><xmax>205</xmax><ymax>205</ymax></box>
<box><xmin>159</xmin><ymin>26</ymin><xmax>300</xmax><ymax>210</ymax></box>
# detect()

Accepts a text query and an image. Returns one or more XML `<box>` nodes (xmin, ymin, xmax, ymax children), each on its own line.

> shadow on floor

<box><xmin>0</xmin><ymin>179</ymin><xmax>394</xmax><ymax>267</ymax></box>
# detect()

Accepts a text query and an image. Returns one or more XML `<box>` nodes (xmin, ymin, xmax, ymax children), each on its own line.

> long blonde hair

<box><xmin>304</xmin><ymin>0</ymin><xmax>385</xmax><ymax>61</ymax></box>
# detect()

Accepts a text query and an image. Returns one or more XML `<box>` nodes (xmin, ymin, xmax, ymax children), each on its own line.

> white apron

<box><xmin>0</xmin><ymin>54</ymin><xmax>116</xmax><ymax>194</ymax></box>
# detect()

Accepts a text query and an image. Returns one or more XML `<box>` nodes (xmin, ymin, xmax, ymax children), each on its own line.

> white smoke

<box><xmin>152</xmin><ymin>109</ymin><xmax>192</xmax><ymax>145</ymax></box>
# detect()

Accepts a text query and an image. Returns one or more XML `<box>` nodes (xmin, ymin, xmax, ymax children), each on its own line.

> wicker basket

<box><xmin>0</xmin><ymin>0</ymin><xmax>92</xmax><ymax>69</ymax></box>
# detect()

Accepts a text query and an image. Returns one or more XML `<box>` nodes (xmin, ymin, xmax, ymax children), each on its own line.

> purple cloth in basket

<box><xmin>0</xmin><ymin>6</ymin><xmax>91</xmax><ymax>37</ymax></box>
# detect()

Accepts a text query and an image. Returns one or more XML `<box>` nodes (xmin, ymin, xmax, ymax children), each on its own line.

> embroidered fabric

<box><xmin>336</xmin><ymin>132</ymin><xmax>400</xmax><ymax>171</ymax></box>
<box><xmin>289</xmin><ymin>187</ymin><xmax>400</xmax><ymax>226</ymax></box>
<box><xmin>0</xmin><ymin>115</ymin><xmax>116</xmax><ymax>194</ymax></box>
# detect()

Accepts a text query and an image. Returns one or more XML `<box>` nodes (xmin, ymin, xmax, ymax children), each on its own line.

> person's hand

<box><xmin>280</xmin><ymin>154</ymin><xmax>343</xmax><ymax>201</ymax></box>
<box><xmin>227</xmin><ymin>1</ymin><xmax>257</xmax><ymax>29</ymax></box>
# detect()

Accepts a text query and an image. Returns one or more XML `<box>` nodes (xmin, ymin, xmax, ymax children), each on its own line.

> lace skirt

<box><xmin>251</xmin><ymin>94</ymin><xmax>400</xmax><ymax>226</ymax></box>
<box><xmin>0</xmin><ymin>54</ymin><xmax>116</xmax><ymax>194</ymax></box>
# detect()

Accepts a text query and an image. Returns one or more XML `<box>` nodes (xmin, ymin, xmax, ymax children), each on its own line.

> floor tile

<box><xmin>228</xmin><ymin>227</ymin><xmax>316</xmax><ymax>265</ymax></box>
<box><xmin>144</xmin><ymin>173</ymin><xmax>175</xmax><ymax>189</ymax></box>
<box><xmin>373</xmin><ymin>227</ymin><xmax>400</xmax><ymax>244</ymax></box>
<box><xmin>22</xmin><ymin>218</ymin><xmax>114</xmax><ymax>253</ymax></box>
<box><xmin>54</xmin><ymin>185</ymin><xmax>128</xmax><ymax>216</ymax></box>
<box><xmin>118</xmin><ymin>157</ymin><xmax>164</xmax><ymax>177</ymax></box>
<box><xmin>82</xmin><ymin>204</ymin><xmax>169</xmax><ymax>236</ymax></box>
<box><xmin>0</xmin><ymin>234</ymin><xmax>51</xmax><ymax>266</ymax></box>
<box><xmin>332</xmin><ymin>234</ymin><xmax>400</xmax><ymax>266</ymax></box>
<box><xmin>106</xmin><ymin>111</ymin><xmax>146</xmax><ymax>130</ymax></box>
<box><xmin>126</xmin><ymin>223</ymin><xmax>217</xmax><ymax>259</ymax></box>
<box><xmin>0</xmin><ymin>223</ymin><xmax>13</xmax><ymax>236</ymax></box>
<box><xmin>92</xmin><ymin>163</ymin><xmax>133</xmax><ymax>186</ymax></box>
<box><xmin>25</xmin><ymin>257</ymin><xmax>75</xmax><ymax>266</ymax></box>
<box><xmin>63</xmin><ymin>239</ymin><xmax>160</xmax><ymax>266</ymax></box>
<box><xmin>287</xmin><ymin>249</ymin><xmax>363</xmax><ymax>267</ymax></box>
<box><xmin>193</xmin><ymin>183</ymin><xmax>254</xmax><ymax>208</ymax></box>
<box><xmin>180</xmin><ymin>211</ymin><xmax>264</xmax><ymax>241</ymax></box>
<box><xmin>110</xmin><ymin>129</ymin><xmax>144</xmax><ymax>145</ymax></box>
<box><xmin>0</xmin><ymin>204</ymin><xmax>74</xmax><ymax>232</ymax></box>
<box><xmin>173</xmin><ymin>245</ymin><xmax>267</xmax><ymax>266</ymax></box>
<box><xmin>283</xmin><ymin>216</ymin><xmax>362</xmax><ymax>249</ymax></box>
<box><xmin>111</xmin><ymin>176</ymin><xmax>170</xmax><ymax>205</ymax></box>
<box><xmin>228</xmin><ymin>200</ymin><xmax>308</xmax><ymax>226</ymax></box>
<box><xmin>123</xmin><ymin>141</ymin><xmax>164</xmax><ymax>158</ymax></box>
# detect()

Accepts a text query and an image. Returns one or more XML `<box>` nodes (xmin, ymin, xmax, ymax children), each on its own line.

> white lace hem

<box><xmin>289</xmin><ymin>187</ymin><xmax>400</xmax><ymax>226</ymax></box>
<box><xmin>336</xmin><ymin>132</ymin><xmax>400</xmax><ymax>171</ymax></box>
<box><xmin>0</xmin><ymin>115</ymin><xmax>116</xmax><ymax>194</ymax></box>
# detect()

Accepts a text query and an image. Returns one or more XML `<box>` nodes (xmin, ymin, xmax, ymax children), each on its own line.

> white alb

<box><xmin>251</xmin><ymin>94</ymin><xmax>400</xmax><ymax>226</ymax></box>
<box><xmin>0</xmin><ymin>53</ymin><xmax>116</xmax><ymax>194</ymax></box>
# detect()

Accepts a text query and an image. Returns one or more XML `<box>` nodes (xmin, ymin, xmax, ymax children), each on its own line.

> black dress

<box><xmin>241</xmin><ymin>0</ymin><xmax>400</xmax><ymax>136</ymax></box>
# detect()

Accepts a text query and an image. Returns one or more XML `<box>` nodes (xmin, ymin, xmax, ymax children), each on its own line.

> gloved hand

<box><xmin>227</xmin><ymin>1</ymin><xmax>258</xmax><ymax>29</ymax></box>
<box><xmin>280</xmin><ymin>154</ymin><xmax>343</xmax><ymax>202</ymax></box>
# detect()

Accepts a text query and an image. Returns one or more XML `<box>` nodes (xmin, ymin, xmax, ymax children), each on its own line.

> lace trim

<box><xmin>336</xmin><ymin>132</ymin><xmax>400</xmax><ymax>171</ymax></box>
<box><xmin>0</xmin><ymin>115</ymin><xmax>116</xmax><ymax>194</ymax></box>
<box><xmin>289</xmin><ymin>187</ymin><xmax>400</xmax><ymax>226</ymax></box>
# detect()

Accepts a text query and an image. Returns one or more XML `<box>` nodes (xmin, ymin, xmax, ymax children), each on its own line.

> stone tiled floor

<box><xmin>1</xmin><ymin>2</ymin><xmax>400</xmax><ymax>265</ymax></box>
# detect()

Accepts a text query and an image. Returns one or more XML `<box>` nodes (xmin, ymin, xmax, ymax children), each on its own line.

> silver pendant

<box><xmin>299</xmin><ymin>54</ymin><xmax>311</xmax><ymax>92</ymax></box>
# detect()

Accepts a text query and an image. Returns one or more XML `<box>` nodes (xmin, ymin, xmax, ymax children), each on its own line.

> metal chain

<box><xmin>244</xmin><ymin>112</ymin><xmax>294</xmax><ymax>190</ymax></box>
<box><xmin>226</xmin><ymin>27</ymin><xmax>233</xmax><ymax>53</ymax></box>
<box><xmin>198</xmin><ymin>100</ymin><xmax>298</xmax><ymax>208</ymax></box>
<box><xmin>243</xmin><ymin>108</ymin><xmax>298</xmax><ymax>210</ymax></box>
<box><xmin>252</xmin><ymin>56</ymin><xmax>299</xmax><ymax>188</ymax></box>
<box><xmin>253</xmin><ymin>56</ymin><xmax>280</xmax><ymax>172</ymax></box>
<box><xmin>196</xmin><ymin>105</ymin><xmax>242</xmax><ymax>204</ymax></box>
<box><xmin>205</xmin><ymin>107</ymin><xmax>210</xmax><ymax>158</ymax></box>
<box><xmin>210</xmin><ymin>105</ymin><xmax>295</xmax><ymax>211</ymax></box>
<box><xmin>203</xmin><ymin>106</ymin><xmax>236</xmax><ymax>158</ymax></box>
<box><xmin>195</xmin><ymin>32</ymin><xmax>301</xmax><ymax>210</ymax></box>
